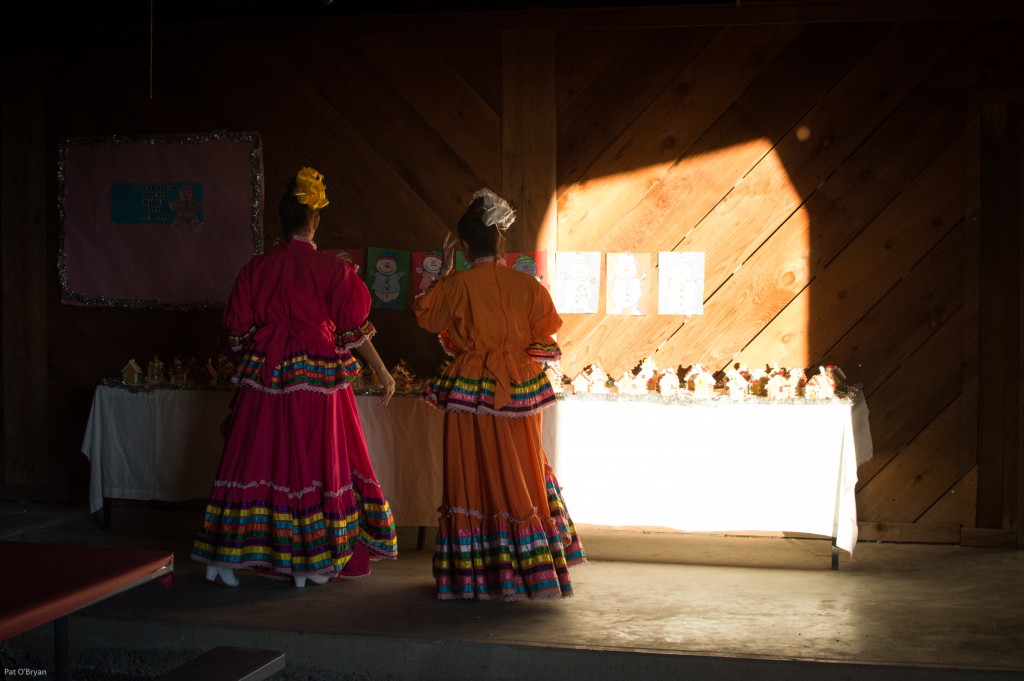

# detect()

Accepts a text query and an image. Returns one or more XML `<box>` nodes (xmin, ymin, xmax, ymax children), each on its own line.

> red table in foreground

<box><xmin>0</xmin><ymin>541</ymin><xmax>174</xmax><ymax>680</ymax></box>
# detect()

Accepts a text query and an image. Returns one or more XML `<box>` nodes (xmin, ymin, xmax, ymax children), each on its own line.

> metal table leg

<box><xmin>102</xmin><ymin>497</ymin><xmax>112</xmax><ymax>530</ymax></box>
<box><xmin>54</xmin><ymin>616</ymin><xmax>70</xmax><ymax>681</ymax></box>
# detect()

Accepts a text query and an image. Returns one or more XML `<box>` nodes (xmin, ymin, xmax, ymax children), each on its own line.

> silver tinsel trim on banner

<box><xmin>57</xmin><ymin>129</ymin><xmax>264</xmax><ymax>312</ymax></box>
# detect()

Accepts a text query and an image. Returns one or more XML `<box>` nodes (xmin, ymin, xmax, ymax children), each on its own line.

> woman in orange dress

<box><xmin>413</xmin><ymin>189</ymin><xmax>586</xmax><ymax>600</ymax></box>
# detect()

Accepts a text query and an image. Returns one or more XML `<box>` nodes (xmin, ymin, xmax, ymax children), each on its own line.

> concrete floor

<box><xmin>1</xmin><ymin>500</ymin><xmax>1022</xmax><ymax>681</ymax></box>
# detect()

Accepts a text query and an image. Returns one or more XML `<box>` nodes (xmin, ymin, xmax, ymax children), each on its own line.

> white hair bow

<box><xmin>473</xmin><ymin>188</ymin><xmax>516</xmax><ymax>233</ymax></box>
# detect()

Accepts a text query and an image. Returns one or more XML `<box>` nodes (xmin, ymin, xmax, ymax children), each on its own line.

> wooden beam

<box><xmin>977</xmin><ymin>102</ymin><xmax>1022</xmax><ymax>531</ymax></box>
<box><xmin>501</xmin><ymin>30</ymin><xmax>558</xmax><ymax>261</ymax></box>
<box><xmin>32</xmin><ymin>2</ymin><xmax>1024</xmax><ymax>39</ymax></box>
<box><xmin>961</xmin><ymin>527</ymin><xmax>1018</xmax><ymax>549</ymax></box>
<box><xmin>1019</xmin><ymin>104</ymin><xmax>1024</xmax><ymax>551</ymax></box>
<box><xmin>1</xmin><ymin>50</ymin><xmax>49</xmax><ymax>492</ymax></box>
<box><xmin>857</xmin><ymin>521</ymin><xmax>962</xmax><ymax>545</ymax></box>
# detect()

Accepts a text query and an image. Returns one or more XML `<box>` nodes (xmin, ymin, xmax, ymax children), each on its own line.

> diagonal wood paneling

<box><xmin>859</xmin><ymin>309</ymin><xmax>966</xmax><ymax>482</ymax></box>
<box><xmin>549</xmin><ymin>16</ymin><xmax>1019</xmax><ymax>537</ymax></box>
<box><xmin>349</xmin><ymin>33</ymin><xmax>501</xmax><ymax>191</ymax></box>
<box><xmin>502</xmin><ymin>30</ymin><xmax>557</xmax><ymax>258</ymax></box>
<box><xmin>555</xmin><ymin>28</ymin><xmax>632</xmax><ymax>117</ymax></box>
<box><xmin>555</xmin><ymin>22</ymin><xmax>891</xmax><ymax>375</ymax></box>
<box><xmin>736</xmin><ymin>127</ymin><xmax>971</xmax><ymax>369</ymax></box>
<box><xmin>274</xmin><ymin>31</ymin><xmax>503</xmax><ymax>370</ymax></box>
<box><xmin>919</xmin><ymin>467</ymin><xmax>977</xmax><ymax>527</ymax></box>
<box><xmin>556</xmin><ymin>26</ymin><xmax>719</xmax><ymax>185</ymax></box>
<box><xmin>425</xmin><ymin>32</ymin><xmax>503</xmax><ymax>115</ymax></box>
<box><xmin>557</xmin><ymin>24</ymin><xmax>803</xmax><ymax>251</ymax></box>
<box><xmin>826</xmin><ymin>215</ymin><xmax>968</xmax><ymax>398</ymax></box>
<box><xmin>555</xmin><ymin>23</ymin><xmax>805</xmax><ymax>373</ymax></box>
<box><xmin>647</xmin><ymin>21</ymin><xmax>972</xmax><ymax>372</ymax></box>
<box><xmin>291</xmin><ymin>38</ymin><xmax>492</xmax><ymax>229</ymax></box>
<box><xmin>857</xmin><ymin>395</ymin><xmax>975</xmax><ymax>523</ymax></box>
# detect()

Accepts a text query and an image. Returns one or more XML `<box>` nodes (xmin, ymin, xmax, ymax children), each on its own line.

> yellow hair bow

<box><xmin>294</xmin><ymin>167</ymin><xmax>329</xmax><ymax>210</ymax></box>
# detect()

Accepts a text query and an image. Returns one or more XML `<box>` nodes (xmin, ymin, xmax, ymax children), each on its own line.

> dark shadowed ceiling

<box><xmin>22</xmin><ymin>0</ymin><xmax>737</xmax><ymax>26</ymax></box>
<box><xmin>13</xmin><ymin>0</ymin><xmax>1020</xmax><ymax>38</ymax></box>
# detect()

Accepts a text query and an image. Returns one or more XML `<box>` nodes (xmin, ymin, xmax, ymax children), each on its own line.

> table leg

<box><xmin>831</xmin><ymin>537</ymin><xmax>839</xmax><ymax>570</ymax></box>
<box><xmin>54</xmin><ymin>615</ymin><xmax>70</xmax><ymax>681</ymax></box>
<box><xmin>102</xmin><ymin>497</ymin><xmax>112</xmax><ymax>530</ymax></box>
<box><xmin>416</xmin><ymin>526</ymin><xmax>426</xmax><ymax>550</ymax></box>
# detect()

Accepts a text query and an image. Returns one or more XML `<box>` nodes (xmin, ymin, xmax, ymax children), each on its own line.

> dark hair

<box><xmin>457</xmin><ymin>196</ymin><xmax>501</xmax><ymax>259</ymax></box>
<box><xmin>278</xmin><ymin>177</ymin><xmax>315</xmax><ymax>238</ymax></box>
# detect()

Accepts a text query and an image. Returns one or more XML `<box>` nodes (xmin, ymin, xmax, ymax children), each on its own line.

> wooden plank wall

<box><xmin>0</xmin><ymin>3</ymin><xmax>1021</xmax><ymax>547</ymax></box>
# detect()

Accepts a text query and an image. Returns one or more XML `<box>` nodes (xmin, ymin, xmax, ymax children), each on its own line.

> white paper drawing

<box><xmin>606</xmin><ymin>252</ymin><xmax>650</xmax><ymax>315</ymax></box>
<box><xmin>658</xmin><ymin>251</ymin><xmax>704</xmax><ymax>315</ymax></box>
<box><xmin>555</xmin><ymin>251</ymin><xmax>601</xmax><ymax>314</ymax></box>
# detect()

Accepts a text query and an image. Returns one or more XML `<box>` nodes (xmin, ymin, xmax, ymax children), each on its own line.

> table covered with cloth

<box><xmin>82</xmin><ymin>384</ymin><xmax>871</xmax><ymax>557</ymax></box>
<box><xmin>541</xmin><ymin>390</ymin><xmax>872</xmax><ymax>557</ymax></box>
<box><xmin>81</xmin><ymin>385</ymin><xmax>443</xmax><ymax>526</ymax></box>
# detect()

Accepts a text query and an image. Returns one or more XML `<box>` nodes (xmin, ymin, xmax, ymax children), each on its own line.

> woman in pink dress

<box><xmin>192</xmin><ymin>167</ymin><xmax>398</xmax><ymax>587</ymax></box>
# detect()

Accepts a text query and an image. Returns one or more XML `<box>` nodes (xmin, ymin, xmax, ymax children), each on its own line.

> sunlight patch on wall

<box><xmin>553</xmin><ymin>132</ymin><xmax>813</xmax><ymax>375</ymax></box>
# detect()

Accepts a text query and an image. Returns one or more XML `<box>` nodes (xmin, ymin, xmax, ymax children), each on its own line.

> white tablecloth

<box><xmin>82</xmin><ymin>386</ymin><xmax>871</xmax><ymax>555</ymax></box>
<box><xmin>542</xmin><ymin>392</ymin><xmax>872</xmax><ymax>555</ymax></box>
<box><xmin>81</xmin><ymin>385</ymin><xmax>443</xmax><ymax>526</ymax></box>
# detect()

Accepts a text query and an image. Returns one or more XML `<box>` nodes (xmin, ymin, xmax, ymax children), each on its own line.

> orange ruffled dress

<box><xmin>413</xmin><ymin>258</ymin><xmax>586</xmax><ymax>600</ymax></box>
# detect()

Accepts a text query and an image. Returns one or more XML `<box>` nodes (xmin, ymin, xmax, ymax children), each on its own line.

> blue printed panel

<box><xmin>110</xmin><ymin>182</ymin><xmax>204</xmax><ymax>225</ymax></box>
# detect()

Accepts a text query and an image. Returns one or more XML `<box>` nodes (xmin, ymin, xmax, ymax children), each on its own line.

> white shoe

<box><xmin>293</xmin><ymin>573</ymin><xmax>330</xmax><ymax>587</ymax></box>
<box><xmin>205</xmin><ymin>564</ymin><xmax>239</xmax><ymax>588</ymax></box>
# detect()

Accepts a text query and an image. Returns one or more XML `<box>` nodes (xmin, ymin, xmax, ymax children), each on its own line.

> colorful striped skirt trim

<box><xmin>433</xmin><ymin>475</ymin><xmax>587</xmax><ymax>601</ymax></box>
<box><xmin>191</xmin><ymin>479</ymin><xmax>397</xmax><ymax>578</ymax></box>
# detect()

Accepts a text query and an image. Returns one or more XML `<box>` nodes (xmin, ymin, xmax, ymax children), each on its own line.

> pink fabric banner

<box><xmin>59</xmin><ymin>131</ymin><xmax>263</xmax><ymax>309</ymax></box>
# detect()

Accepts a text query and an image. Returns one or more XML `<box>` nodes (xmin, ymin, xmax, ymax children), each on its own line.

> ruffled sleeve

<box><xmin>414</xmin><ymin>276</ymin><xmax>462</xmax><ymax>358</ymax></box>
<box><xmin>412</xmin><ymin>275</ymin><xmax>454</xmax><ymax>334</ymax></box>
<box><xmin>330</xmin><ymin>261</ymin><xmax>376</xmax><ymax>352</ymax></box>
<box><xmin>223</xmin><ymin>260</ymin><xmax>257</xmax><ymax>351</ymax></box>
<box><xmin>526</xmin><ymin>280</ymin><xmax>562</xmax><ymax>364</ymax></box>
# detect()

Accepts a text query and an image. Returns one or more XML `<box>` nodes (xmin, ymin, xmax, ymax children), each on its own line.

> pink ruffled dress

<box><xmin>192</xmin><ymin>236</ymin><xmax>397</xmax><ymax>580</ymax></box>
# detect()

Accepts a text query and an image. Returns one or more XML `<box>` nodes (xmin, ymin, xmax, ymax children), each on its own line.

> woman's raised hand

<box><xmin>442</xmin><ymin>233</ymin><xmax>456</xmax><ymax>275</ymax></box>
